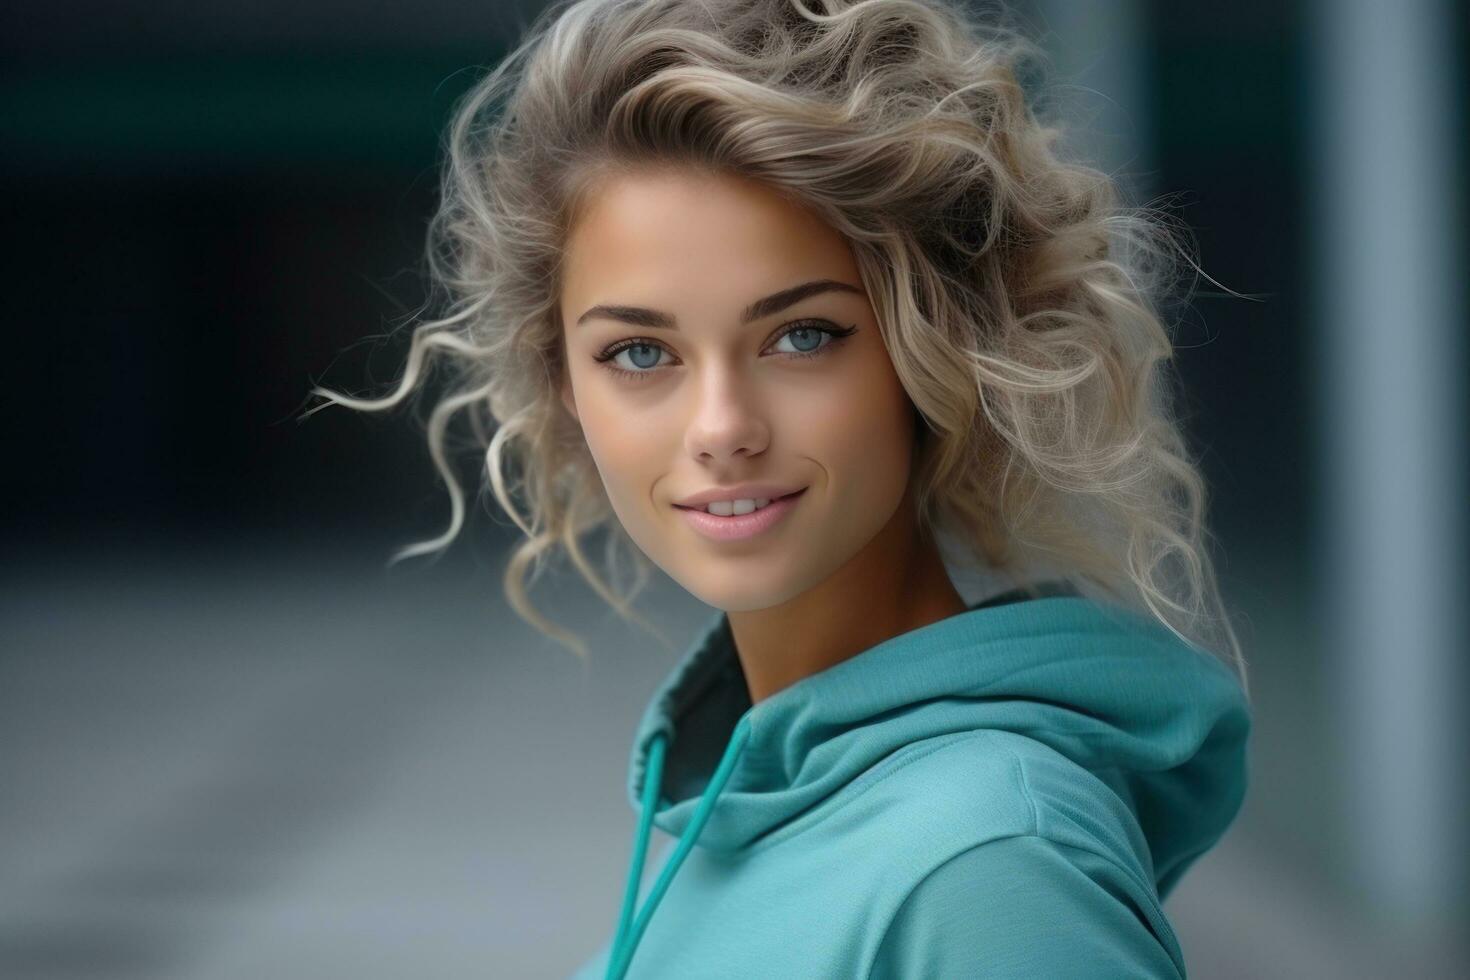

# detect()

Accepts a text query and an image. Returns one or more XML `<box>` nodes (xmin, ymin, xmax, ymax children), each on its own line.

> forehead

<box><xmin>560</xmin><ymin>168</ymin><xmax>860</xmax><ymax>310</ymax></box>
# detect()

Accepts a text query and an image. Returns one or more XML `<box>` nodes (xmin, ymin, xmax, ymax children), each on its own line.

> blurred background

<box><xmin>3</xmin><ymin>0</ymin><xmax>1466</xmax><ymax>977</ymax></box>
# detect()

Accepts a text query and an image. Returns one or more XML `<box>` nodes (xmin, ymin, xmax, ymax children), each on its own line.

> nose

<box><xmin>682</xmin><ymin>364</ymin><xmax>771</xmax><ymax>463</ymax></box>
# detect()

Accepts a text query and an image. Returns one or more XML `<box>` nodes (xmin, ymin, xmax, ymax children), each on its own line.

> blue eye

<box><xmin>612</xmin><ymin>342</ymin><xmax>666</xmax><ymax>372</ymax></box>
<box><xmin>593</xmin><ymin>320</ymin><xmax>858</xmax><ymax>382</ymax></box>
<box><xmin>771</xmin><ymin>324</ymin><xmax>830</xmax><ymax>355</ymax></box>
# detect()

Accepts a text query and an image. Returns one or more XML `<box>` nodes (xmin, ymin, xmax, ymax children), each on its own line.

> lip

<box><xmin>673</xmin><ymin>482</ymin><xmax>807</xmax><ymax>508</ymax></box>
<box><xmin>674</xmin><ymin>488</ymin><xmax>807</xmax><ymax>542</ymax></box>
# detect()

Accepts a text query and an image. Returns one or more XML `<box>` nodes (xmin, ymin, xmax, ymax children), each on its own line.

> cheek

<box><xmin>580</xmin><ymin>413</ymin><xmax>648</xmax><ymax>501</ymax></box>
<box><xmin>798</xmin><ymin>351</ymin><xmax>914</xmax><ymax>496</ymax></box>
<box><xmin>569</xmin><ymin>381</ymin><xmax>674</xmax><ymax>519</ymax></box>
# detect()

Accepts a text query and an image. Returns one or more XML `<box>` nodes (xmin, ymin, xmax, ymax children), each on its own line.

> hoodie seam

<box><xmin>1014</xmin><ymin>753</ymin><xmax>1170</xmax><ymax>936</ymax></box>
<box><xmin>1015</xmin><ymin>747</ymin><xmax>1042</xmax><ymax>836</ymax></box>
<box><xmin>861</xmin><ymin>833</ymin><xmax>1184</xmax><ymax>980</ymax></box>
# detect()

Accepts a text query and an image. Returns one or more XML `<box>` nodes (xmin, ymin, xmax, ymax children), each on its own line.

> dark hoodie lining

<box><xmin>651</xmin><ymin>615</ymin><xmax>750</xmax><ymax>803</ymax></box>
<box><xmin>967</xmin><ymin>578</ymin><xmax>1080</xmax><ymax>611</ymax></box>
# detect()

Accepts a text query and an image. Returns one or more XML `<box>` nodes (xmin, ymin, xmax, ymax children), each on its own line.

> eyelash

<box><xmin>592</xmin><ymin>319</ymin><xmax>858</xmax><ymax>382</ymax></box>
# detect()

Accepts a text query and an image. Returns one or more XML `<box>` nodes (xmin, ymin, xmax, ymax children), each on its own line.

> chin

<box><xmin>637</xmin><ymin>516</ymin><xmax>823</xmax><ymax>611</ymax></box>
<box><xmin>672</xmin><ymin>563</ymin><xmax>811</xmax><ymax>614</ymax></box>
<box><xmin>699</xmin><ymin>591</ymin><xmax>785</xmax><ymax>614</ymax></box>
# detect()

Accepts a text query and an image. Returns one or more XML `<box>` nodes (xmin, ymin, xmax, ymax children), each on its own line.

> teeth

<box><xmin>706</xmin><ymin>497</ymin><xmax>772</xmax><ymax>516</ymax></box>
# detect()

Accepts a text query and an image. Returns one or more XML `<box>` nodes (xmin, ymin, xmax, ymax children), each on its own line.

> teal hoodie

<box><xmin>570</xmin><ymin>582</ymin><xmax>1252</xmax><ymax>979</ymax></box>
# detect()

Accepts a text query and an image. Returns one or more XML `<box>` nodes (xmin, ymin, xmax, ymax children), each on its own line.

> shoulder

<box><xmin>864</xmin><ymin>832</ymin><xmax>1186</xmax><ymax>979</ymax></box>
<box><xmin>856</xmin><ymin>732</ymin><xmax>1183</xmax><ymax>978</ymax></box>
<box><xmin>864</xmin><ymin>729</ymin><xmax>1155</xmax><ymax>875</ymax></box>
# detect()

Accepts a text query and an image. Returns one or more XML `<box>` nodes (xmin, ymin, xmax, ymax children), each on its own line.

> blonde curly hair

<box><xmin>304</xmin><ymin>0</ymin><xmax>1250</xmax><ymax>698</ymax></box>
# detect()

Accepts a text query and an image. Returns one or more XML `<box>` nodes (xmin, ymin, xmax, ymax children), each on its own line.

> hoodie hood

<box><xmin>601</xmin><ymin>583</ymin><xmax>1252</xmax><ymax>979</ymax></box>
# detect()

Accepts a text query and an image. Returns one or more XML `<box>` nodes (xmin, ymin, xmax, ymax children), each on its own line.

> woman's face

<box><xmin>558</xmin><ymin>168</ymin><xmax>917</xmax><ymax>612</ymax></box>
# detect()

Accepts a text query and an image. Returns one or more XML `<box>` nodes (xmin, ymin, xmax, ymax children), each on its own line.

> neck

<box><xmin>727</xmin><ymin>484</ymin><xmax>968</xmax><ymax>705</ymax></box>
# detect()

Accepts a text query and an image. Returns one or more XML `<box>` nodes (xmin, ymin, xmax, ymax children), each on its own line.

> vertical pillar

<box><xmin>1309</xmin><ymin>0</ymin><xmax>1466</xmax><ymax>932</ymax></box>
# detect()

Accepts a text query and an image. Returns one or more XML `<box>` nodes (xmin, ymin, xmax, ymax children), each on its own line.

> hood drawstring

<box><xmin>604</xmin><ymin>714</ymin><xmax>753</xmax><ymax>980</ymax></box>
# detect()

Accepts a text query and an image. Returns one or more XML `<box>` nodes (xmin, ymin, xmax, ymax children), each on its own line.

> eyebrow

<box><xmin>574</xmin><ymin>278</ymin><xmax>865</xmax><ymax>331</ymax></box>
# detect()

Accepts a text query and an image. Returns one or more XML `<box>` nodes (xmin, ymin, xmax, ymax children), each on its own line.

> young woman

<box><xmin>308</xmin><ymin>1</ymin><xmax>1253</xmax><ymax>976</ymax></box>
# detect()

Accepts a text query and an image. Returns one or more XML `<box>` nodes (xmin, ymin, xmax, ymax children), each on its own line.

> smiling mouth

<box><xmin>672</xmin><ymin>487</ymin><xmax>808</xmax><ymax>542</ymax></box>
<box><xmin>673</xmin><ymin>488</ymin><xmax>806</xmax><ymax>513</ymax></box>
